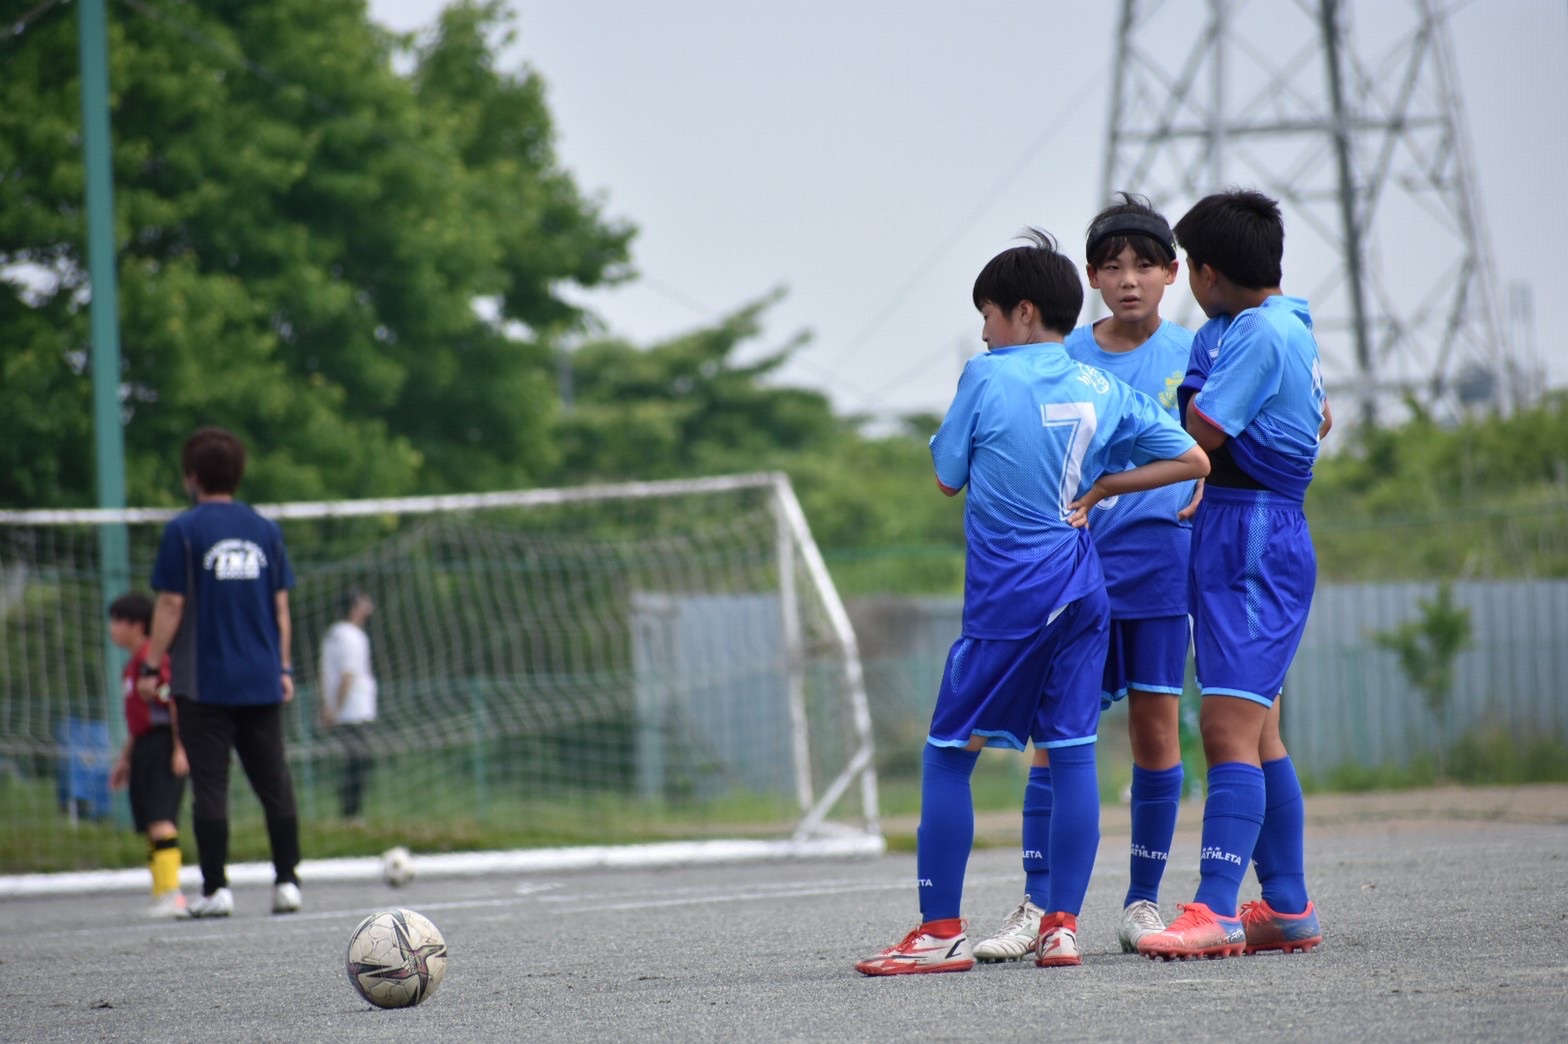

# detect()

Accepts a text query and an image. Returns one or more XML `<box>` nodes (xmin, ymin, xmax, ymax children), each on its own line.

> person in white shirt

<box><xmin>319</xmin><ymin>589</ymin><xmax>377</xmax><ymax>821</ymax></box>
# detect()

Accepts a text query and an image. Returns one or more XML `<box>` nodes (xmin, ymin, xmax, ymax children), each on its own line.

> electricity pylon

<box><xmin>1102</xmin><ymin>0</ymin><xmax>1531</xmax><ymax>426</ymax></box>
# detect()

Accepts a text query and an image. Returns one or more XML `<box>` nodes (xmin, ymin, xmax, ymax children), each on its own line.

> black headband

<box><xmin>1085</xmin><ymin>213</ymin><xmax>1177</xmax><ymax>263</ymax></box>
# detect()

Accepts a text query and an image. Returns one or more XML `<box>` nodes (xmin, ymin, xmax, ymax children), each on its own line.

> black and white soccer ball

<box><xmin>345</xmin><ymin>908</ymin><xmax>448</xmax><ymax>1009</ymax></box>
<box><xmin>381</xmin><ymin>846</ymin><xmax>415</xmax><ymax>888</ymax></box>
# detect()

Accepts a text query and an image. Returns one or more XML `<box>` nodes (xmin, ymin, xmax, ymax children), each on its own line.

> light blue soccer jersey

<box><xmin>930</xmin><ymin>341</ymin><xmax>1197</xmax><ymax>640</ymax></box>
<box><xmin>1190</xmin><ymin>296</ymin><xmax>1325</xmax><ymax>501</ymax></box>
<box><xmin>1063</xmin><ymin>320</ymin><xmax>1195</xmax><ymax>618</ymax></box>
<box><xmin>1178</xmin><ymin>314</ymin><xmax>1232</xmax><ymax>421</ymax></box>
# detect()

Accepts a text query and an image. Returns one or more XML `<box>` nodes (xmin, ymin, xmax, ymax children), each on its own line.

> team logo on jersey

<box><xmin>1074</xmin><ymin>362</ymin><xmax>1110</xmax><ymax>394</ymax></box>
<box><xmin>202</xmin><ymin>539</ymin><xmax>268</xmax><ymax>581</ymax></box>
<box><xmin>1160</xmin><ymin>369</ymin><xmax>1183</xmax><ymax>409</ymax></box>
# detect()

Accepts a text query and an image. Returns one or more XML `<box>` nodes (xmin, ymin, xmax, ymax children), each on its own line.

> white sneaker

<box><xmin>1035</xmin><ymin>911</ymin><xmax>1081</xmax><ymax>967</ymax></box>
<box><xmin>188</xmin><ymin>887</ymin><xmax>234</xmax><ymax>918</ymax></box>
<box><xmin>146</xmin><ymin>889</ymin><xmax>189</xmax><ymax>919</ymax></box>
<box><xmin>1117</xmin><ymin>898</ymin><xmax>1166</xmax><ymax>953</ymax></box>
<box><xmin>272</xmin><ymin>882</ymin><xmax>302</xmax><ymax>914</ymax></box>
<box><xmin>972</xmin><ymin>897</ymin><xmax>1045</xmax><ymax>962</ymax></box>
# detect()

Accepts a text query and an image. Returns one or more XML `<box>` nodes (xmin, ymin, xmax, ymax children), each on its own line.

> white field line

<box><xmin>0</xmin><ymin>834</ymin><xmax>886</xmax><ymax>898</ymax></box>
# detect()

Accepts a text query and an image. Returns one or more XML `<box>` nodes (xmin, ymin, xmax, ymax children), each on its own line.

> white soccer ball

<box><xmin>345</xmin><ymin>908</ymin><xmax>448</xmax><ymax>1009</ymax></box>
<box><xmin>381</xmin><ymin>846</ymin><xmax>415</xmax><ymax>888</ymax></box>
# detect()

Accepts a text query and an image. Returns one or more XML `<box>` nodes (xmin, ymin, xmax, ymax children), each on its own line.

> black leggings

<box><xmin>336</xmin><ymin>723</ymin><xmax>374</xmax><ymax>819</ymax></box>
<box><xmin>176</xmin><ymin>698</ymin><xmax>299</xmax><ymax>890</ymax></box>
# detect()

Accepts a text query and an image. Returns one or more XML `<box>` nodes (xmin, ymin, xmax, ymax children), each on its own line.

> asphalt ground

<box><xmin>3</xmin><ymin>785</ymin><xmax>1565</xmax><ymax>1043</ymax></box>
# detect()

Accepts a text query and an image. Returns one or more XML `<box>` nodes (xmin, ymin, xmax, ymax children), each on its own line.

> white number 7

<box><xmin>1041</xmin><ymin>402</ymin><xmax>1097</xmax><ymax>518</ymax></box>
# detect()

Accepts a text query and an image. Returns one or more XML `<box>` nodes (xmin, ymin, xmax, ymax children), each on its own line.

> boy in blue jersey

<box><xmin>139</xmin><ymin>427</ymin><xmax>304</xmax><ymax>918</ymax></box>
<box><xmin>1137</xmin><ymin>190</ymin><xmax>1332</xmax><ymax>961</ymax></box>
<box><xmin>856</xmin><ymin>230</ymin><xmax>1209</xmax><ymax>975</ymax></box>
<box><xmin>971</xmin><ymin>195</ymin><xmax>1203</xmax><ymax>962</ymax></box>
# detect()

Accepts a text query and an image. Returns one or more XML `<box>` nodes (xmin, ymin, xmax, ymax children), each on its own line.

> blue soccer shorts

<box><xmin>928</xmin><ymin>585</ymin><xmax>1110</xmax><ymax>751</ymax></box>
<box><xmin>1099</xmin><ymin>614</ymin><xmax>1191</xmax><ymax>710</ymax></box>
<box><xmin>1189</xmin><ymin>485</ymin><xmax>1316</xmax><ymax>706</ymax></box>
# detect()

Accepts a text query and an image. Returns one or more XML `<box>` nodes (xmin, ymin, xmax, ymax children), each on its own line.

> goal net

<box><xmin>0</xmin><ymin>473</ymin><xmax>881</xmax><ymax>883</ymax></box>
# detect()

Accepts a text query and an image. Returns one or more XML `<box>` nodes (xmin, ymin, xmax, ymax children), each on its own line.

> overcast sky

<box><xmin>369</xmin><ymin>0</ymin><xmax>1568</xmax><ymax>424</ymax></box>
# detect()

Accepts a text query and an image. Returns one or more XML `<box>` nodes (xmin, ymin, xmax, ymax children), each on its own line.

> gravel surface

<box><xmin>4</xmin><ymin>784</ymin><xmax>1565</xmax><ymax>1042</ymax></box>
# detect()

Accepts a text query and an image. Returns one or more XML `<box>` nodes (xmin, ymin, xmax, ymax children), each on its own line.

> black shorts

<box><xmin>129</xmin><ymin>727</ymin><xmax>186</xmax><ymax>833</ymax></box>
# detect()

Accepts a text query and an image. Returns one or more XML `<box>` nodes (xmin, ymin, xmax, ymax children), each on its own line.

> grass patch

<box><xmin>1300</xmin><ymin>726</ymin><xmax>1568</xmax><ymax>793</ymax></box>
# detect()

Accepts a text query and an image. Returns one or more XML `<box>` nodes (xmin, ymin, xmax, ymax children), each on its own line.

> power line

<box><xmin>819</xmin><ymin>76</ymin><xmax>1102</xmax><ymax>416</ymax></box>
<box><xmin>5</xmin><ymin>0</ymin><xmax>66</xmax><ymax>43</ymax></box>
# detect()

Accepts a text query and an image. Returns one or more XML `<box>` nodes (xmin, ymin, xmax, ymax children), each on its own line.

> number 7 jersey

<box><xmin>930</xmin><ymin>341</ymin><xmax>1196</xmax><ymax>640</ymax></box>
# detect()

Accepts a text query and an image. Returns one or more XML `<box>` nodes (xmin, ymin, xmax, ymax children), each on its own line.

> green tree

<box><xmin>1371</xmin><ymin>582</ymin><xmax>1474</xmax><ymax>777</ymax></box>
<box><xmin>0</xmin><ymin>0</ymin><xmax>630</xmax><ymax>507</ymax></box>
<box><xmin>1309</xmin><ymin>393</ymin><xmax>1568</xmax><ymax>579</ymax></box>
<box><xmin>551</xmin><ymin>293</ymin><xmax>846</xmax><ymax>482</ymax></box>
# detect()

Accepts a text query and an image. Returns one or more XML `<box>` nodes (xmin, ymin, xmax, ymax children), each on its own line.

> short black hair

<box><xmin>1085</xmin><ymin>191</ymin><xmax>1177</xmax><ymax>268</ymax></box>
<box><xmin>341</xmin><ymin>587</ymin><xmax>372</xmax><ymax>618</ymax></box>
<box><xmin>108</xmin><ymin>591</ymin><xmax>154</xmax><ymax>630</ymax></box>
<box><xmin>182</xmin><ymin>426</ymin><xmax>246</xmax><ymax>495</ymax></box>
<box><xmin>1173</xmin><ymin>189</ymin><xmax>1284</xmax><ymax>290</ymax></box>
<box><xmin>971</xmin><ymin>228</ymin><xmax>1083</xmax><ymax>336</ymax></box>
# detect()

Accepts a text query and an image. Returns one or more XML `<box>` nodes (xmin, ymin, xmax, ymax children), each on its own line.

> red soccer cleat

<box><xmin>1136</xmin><ymin>902</ymin><xmax>1246</xmax><ymax>961</ymax></box>
<box><xmin>1240</xmin><ymin>899</ymin><xmax>1323</xmax><ymax>954</ymax></box>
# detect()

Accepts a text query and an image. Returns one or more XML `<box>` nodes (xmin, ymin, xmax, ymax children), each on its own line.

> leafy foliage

<box><xmin>0</xmin><ymin>0</ymin><xmax>630</xmax><ymax>506</ymax></box>
<box><xmin>1310</xmin><ymin>394</ymin><xmax>1568</xmax><ymax>579</ymax></box>
<box><xmin>1370</xmin><ymin>581</ymin><xmax>1473</xmax><ymax>776</ymax></box>
<box><xmin>552</xmin><ymin>293</ymin><xmax>841</xmax><ymax>482</ymax></box>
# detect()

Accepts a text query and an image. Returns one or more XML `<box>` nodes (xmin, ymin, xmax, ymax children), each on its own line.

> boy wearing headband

<box><xmin>1137</xmin><ymin>189</ymin><xmax>1331</xmax><ymax>961</ymax></box>
<box><xmin>856</xmin><ymin>229</ymin><xmax>1208</xmax><ymax>975</ymax></box>
<box><xmin>971</xmin><ymin>193</ymin><xmax>1202</xmax><ymax>962</ymax></box>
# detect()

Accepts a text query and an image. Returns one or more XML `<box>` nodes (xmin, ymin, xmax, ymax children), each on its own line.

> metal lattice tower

<box><xmin>1102</xmin><ymin>0</ymin><xmax>1528</xmax><ymax>426</ymax></box>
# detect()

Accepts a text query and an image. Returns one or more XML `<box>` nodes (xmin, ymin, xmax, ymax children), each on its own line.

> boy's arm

<box><xmin>111</xmin><ymin>735</ymin><xmax>133</xmax><ymax>790</ymax></box>
<box><xmin>138</xmin><ymin>593</ymin><xmax>184</xmax><ymax>700</ymax></box>
<box><xmin>929</xmin><ymin>357</ymin><xmax>988</xmax><ymax>497</ymax></box>
<box><xmin>276</xmin><ymin>590</ymin><xmax>295</xmax><ymax>703</ymax></box>
<box><xmin>168</xmin><ymin>699</ymin><xmax>188</xmax><ymax>777</ymax></box>
<box><xmin>1186</xmin><ymin>406</ymin><xmax>1229</xmax><ymax>451</ymax></box>
<box><xmin>1068</xmin><ymin>445</ymin><xmax>1209</xmax><ymax>527</ymax></box>
<box><xmin>1319</xmin><ymin>397</ymin><xmax>1333</xmax><ymax>440</ymax></box>
<box><xmin>1177</xmin><ymin>478</ymin><xmax>1205</xmax><ymax>521</ymax></box>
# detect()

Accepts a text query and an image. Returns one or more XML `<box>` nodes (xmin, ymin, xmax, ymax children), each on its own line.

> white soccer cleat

<box><xmin>272</xmin><ymin>882</ymin><xmax>302</xmax><ymax>914</ymax></box>
<box><xmin>146</xmin><ymin>889</ymin><xmax>189</xmax><ymax>919</ymax></box>
<box><xmin>1117</xmin><ymin>898</ymin><xmax>1166</xmax><ymax>953</ymax></box>
<box><xmin>187</xmin><ymin>887</ymin><xmax>234</xmax><ymax>918</ymax></box>
<box><xmin>972</xmin><ymin>897</ymin><xmax>1045</xmax><ymax>962</ymax></box>
<box><xmin>855</xmin><ymin>920</ymin><xmax>975</xmax><ymax>976</ymax></box>
<box><xmin>1035</xmin><ymin>911</ymin><xmax>1082</xmax><ymax>968</ymax></box>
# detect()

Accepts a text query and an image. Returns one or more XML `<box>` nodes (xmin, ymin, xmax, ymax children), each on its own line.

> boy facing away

<box><xmin>856</xmin><ymin>229</ymin><xmax>1209</xmax><ymax>975</ymax></box>
<box><xmin>107</xmin><ymin>591</ymin><xmax>189</xmax><ymax>918</ymax></box>
<box><xmin>139</xmin><ymin>426</ymin><xmax>303</xmax><ymax>918</ymax></box>
<box><xmin>971</xmin><ymin>194</ymin><xmax>1203</xmax><ymax>962</ymax></box>
<box><xmin>1137</xmin><ymin>189</ymin><xmax>1331</xmax><ymax>961</ymax></box>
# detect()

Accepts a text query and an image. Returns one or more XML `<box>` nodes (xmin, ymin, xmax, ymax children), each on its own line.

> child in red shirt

<box><xmin>108</xmin><ymin>592</ymin><xmax>189</xmax><ymax>918</ymax></box>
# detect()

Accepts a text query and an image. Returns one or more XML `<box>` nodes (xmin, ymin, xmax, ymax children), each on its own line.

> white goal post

<box><xmin>0</xmin><ymin>472</ymin><xmax>882</xmax><ymax>889</ymax></box>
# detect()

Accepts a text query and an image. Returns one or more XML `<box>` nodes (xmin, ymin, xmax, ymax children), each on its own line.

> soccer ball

<box><xmin>345</xmin><ymin>908</ymin><xmax>448</xmax><ymax>1009</ymax></box>
<box><xmin>381</xmin><ymin>846</ymin><xmax>415</xmax><ymax>888</ymax></box>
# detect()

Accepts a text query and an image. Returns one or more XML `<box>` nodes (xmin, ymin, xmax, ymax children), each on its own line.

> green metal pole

<box><xmin>79</xmin><ymin>0</ymin><xmax>132</xmax><ymax>785</ymax></box>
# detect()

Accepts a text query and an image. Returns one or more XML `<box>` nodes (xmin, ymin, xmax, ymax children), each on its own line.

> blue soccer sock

<box><xmin>1021</xmin><ymin>765</ymin><xmax>1052</xmax><ymax>904</ymax></box>
<box><xmin>916</xmin><ymin>744</ymin><xmax>980</xmax><ymax>922</ymax></box>
<box><xmin>1043</xmin><ymin>743</ymin><xmax>1099</xmax><ymax>917</ymax></box>
<box><xmin>1125</xmin><ymin>762</ymin><xmax>1183</xmax><ymax>907</ymax></box>
<box><xmin>1253</xmin><ymin>755</ymin><xmax>1309</xmax><ymax>914</ymax></box>
<box><xmin>1192</xmin><ymin>762</ymin><xmax>1266</xmax><ymax>918</ymax></box>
